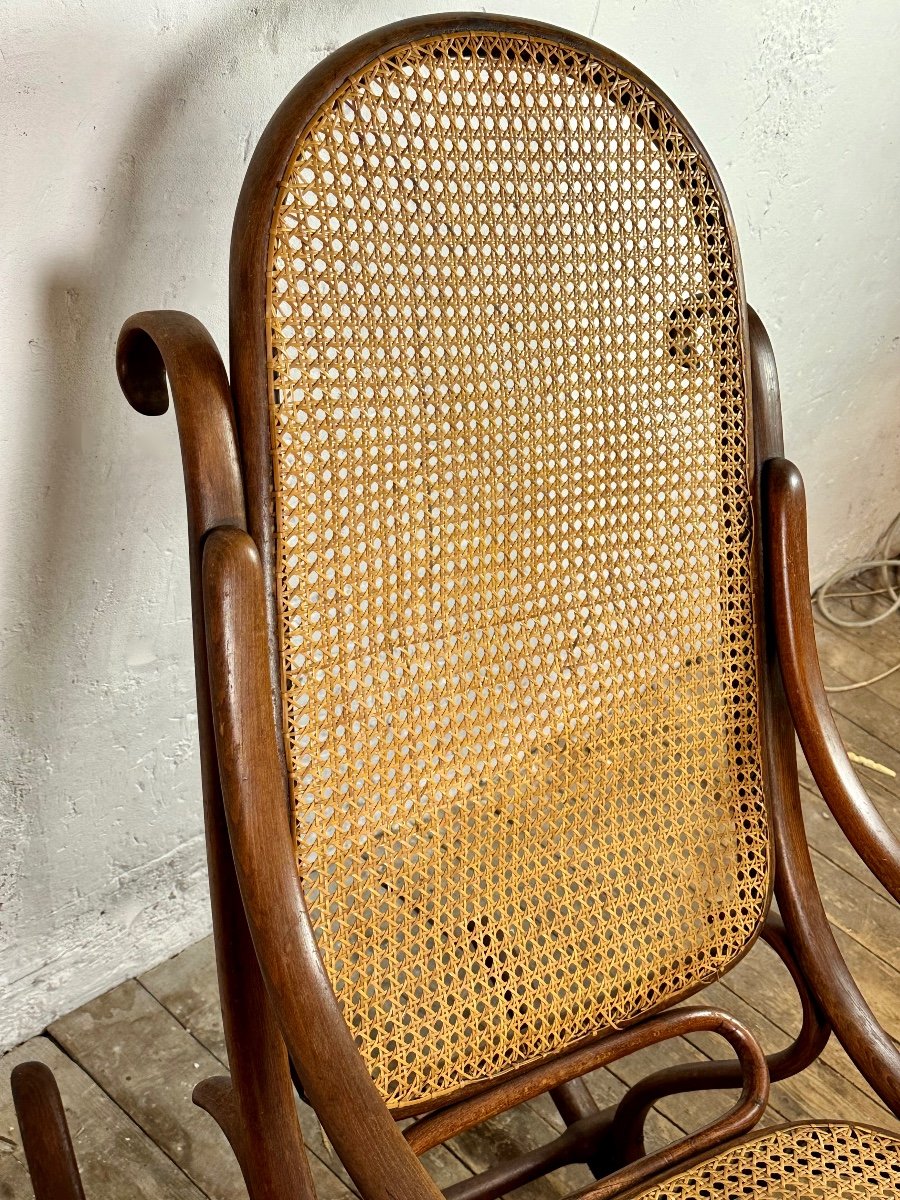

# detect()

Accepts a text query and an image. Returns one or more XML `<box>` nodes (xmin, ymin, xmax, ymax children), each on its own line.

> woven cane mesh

<box><xmin>638</xmin><ymin>1123</ymin><xmax>900</xmax><ymax>1199</ymax></box>
<box><xmin>266</xmin><ymin>30</ymin><xmax>769</xmax><ymax>1108</ymax></box>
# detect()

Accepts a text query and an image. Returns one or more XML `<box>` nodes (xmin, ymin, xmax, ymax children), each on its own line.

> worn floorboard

<box><xmin>0</xmin><ymin>1037</ymin><xmax>204</xmax><ymax>1200</ymax></box>
<box><xmin>3</xmin><ymin>612</ymin><xmax>898</xmax><ymax>1197</ymax></box>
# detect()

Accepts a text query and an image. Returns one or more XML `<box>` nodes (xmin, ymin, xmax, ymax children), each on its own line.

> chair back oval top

<box><xmin>242</xmin><ymin>18</ymin><xmax>770</xmax><ymax>1111</ymax></box>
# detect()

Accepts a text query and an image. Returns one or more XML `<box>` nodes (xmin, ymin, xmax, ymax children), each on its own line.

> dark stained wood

<box><xmin>405</xmin><ymin>1009</ymin><xmax>768</xmax><ymax>1157</ymax></box>
<box><xmin>417</xmin><ymin>1016</ymin><xmax>766</xmax><ymax>1200</ymax></box>
<box><xmin>768</xmin><ymin>458</ymin><xmax>900</xmax><ymax>902</ymax></box>
<box><xmin>746</xmin><ymin>303</ymin><xmax>790</xmax><ymax>910</ymax></box>
<box><xmin>11</xmin><ymin>1062</ymin><xmax>87</xmax><ymax>1200</ymax></box>
<box><xmin>442</xmin><ymin>1114</ymin><xmax>606</xmax><ymax>1200</ymax></box>
<box><xmin>596</xmin><ymin>913</ymin><xmax>828</xmax><ymax>1167</ymax></box>
<box><xmin>764</xmin><ymin>456</ymin><xmax>900</xmax><ymax>1115</ymax></box>
<box><xmin>548</xmin><ymin>1080</ymin><xmax>608</xmax><ymax>1180</ymax></box>
<box><xmin>741</xmin><ymin>305</ymin><xmax>900</xmax><ymax>1121</ymax></box>
<box><xmin>734</xmin><ymin>301</ymin><xmax>900</xmax><ymax>1126</ymax></box>
<box><xmin>549</xmin><ymin>1081</ymin><xmax>598</xmax><ymax>1129</ymax></box>
<box><xmin>409</xmin><ymin>1005</ymin><xmax>772</xmax><ymax>1200</ymax></box>
<box><xmin>558</xmin><ymin>1039</ymin><xmax>763</xmax><ymax>1200</ymax></box>
<box><xmin>116</xmin><ymin>311</ymin><xmax>316</xmax><ymax>1200</ymax></box>
<box><xmin>202</xmin><ymin>525</ymin><xmax>445</xmax><ymax>1200</ymax></box>
<box><xmin>442</xmin><ymin>1102</ymin><xmax>592</xmax><ymax>1200</ymax></box>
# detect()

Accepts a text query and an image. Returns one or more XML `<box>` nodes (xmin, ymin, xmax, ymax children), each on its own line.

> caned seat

<box><xmin>266</xmin><ymin>26</ymin><xmax>769</xmax><ymax>1111</ymax></box>
<box><xmin>635</xmin><ymin>1123</ymin><xmax>900</xmax><ymax>1200</ymax></box>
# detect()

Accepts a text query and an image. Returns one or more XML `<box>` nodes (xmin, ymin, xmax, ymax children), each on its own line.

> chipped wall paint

<box><xmin>1</xmin><ymin>0</ymin><xmax>899</xmax><ymax>1048</ymax></box>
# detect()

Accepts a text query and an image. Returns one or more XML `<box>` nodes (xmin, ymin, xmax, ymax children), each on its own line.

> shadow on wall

<box><xmin>15</xmin><ymin>0</ymin><xmax>336</xmax><ymax>698</ymax></box>
<box><xmin>0</xmin><ymin>0</ymin><xmax>358</xmax><ymax>1038</ymax></box>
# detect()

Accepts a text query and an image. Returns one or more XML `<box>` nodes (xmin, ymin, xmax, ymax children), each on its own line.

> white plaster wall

<box><xmin>1</xmin><ymin>0</ymin><xmax>899</xmax><ymax>1049</ymax></box>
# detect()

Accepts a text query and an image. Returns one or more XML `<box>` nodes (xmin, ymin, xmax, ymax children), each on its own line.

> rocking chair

<box><xmin>14</xmin><ymin>14</ymin><xmax>900</xmax><ymax>1199</ymax></box>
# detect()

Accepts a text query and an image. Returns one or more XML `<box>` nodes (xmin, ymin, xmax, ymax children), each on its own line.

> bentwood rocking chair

<box><xmin>14</xmin><ymin>13</ymin><xmax>900</xmax><ymax>1200</ymax></box>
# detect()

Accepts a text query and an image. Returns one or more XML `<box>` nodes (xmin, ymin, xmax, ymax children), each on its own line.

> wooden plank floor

<box><xmin>2</xmin><ymin>606</ymin><xmax>898</xmax><ymax>1197</ymax></box>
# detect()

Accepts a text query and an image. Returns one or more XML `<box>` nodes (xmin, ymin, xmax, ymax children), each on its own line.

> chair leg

<box><xmin>11</xmin><ymin>1062</ymin><xmax>87</xmax><ymax>1200</ymax></box>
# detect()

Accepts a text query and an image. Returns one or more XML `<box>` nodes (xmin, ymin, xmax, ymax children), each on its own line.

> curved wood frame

<box><xmin>115</xmin><ymin>312</ymin><xmax>317</xmax><ymax>1200</ymax></box>
<box><xmin>744</xmin><ymin>306</ymin><xmax>900</xmax><ymax>1114</ymax></box>
<box><xmin>601</xmin><ymin>911</ymin><xmax>830</xmax><ymax>1168</ymax></box>
<box><xmin>225</xmin><ymin>2</ymin><xmax>781</xmax><ymax>1116</ymax></box>
<box><xmin>764</xmin><ymin>455</ymin><xmax>900</xmax><ymax>1113</ymax></box>
<box><xmin>202</xmin><ymin>524</ymin><xmax>444</xmax><ymax>1200</ymax></box>
<box><xmin>766</xmin><ymin>458</ymin><xmax>900</xmax><ymax>902</ymax></box>
<box><xmin>403</xmin><ymin>1006</ymin><xmax>767</xmax><ymax>1157</ymax></box>
<box><xmin>14</xmin><ymin>16</ymin><xmax>881</xmax><ymax>1200</ymax></box>
<box><xmin>11</xmin><ymin>1063</ymin><xmax>86</xmax><ymax>1200</ymax></box>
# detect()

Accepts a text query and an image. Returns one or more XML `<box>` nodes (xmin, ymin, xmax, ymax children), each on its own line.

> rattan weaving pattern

<box><xmin>639</xmin><ymin>1123</ymin><xmax>900</xmax><ymax>1199</ymax></box>
<box><xmin>267</xmin><ymin>31</ymin><xmax>769</xmax><ymax>1108</ymax></box>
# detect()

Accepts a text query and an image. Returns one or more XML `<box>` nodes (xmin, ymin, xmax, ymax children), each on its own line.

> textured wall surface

<box><xmin>1</xmin><ymin>0</ymin><xmax>899</xmax><ymax>1048</ymax></box>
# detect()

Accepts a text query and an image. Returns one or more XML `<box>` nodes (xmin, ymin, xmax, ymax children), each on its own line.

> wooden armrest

<box><xmin>116</xmin><ymin>311</ymin><xmax>245</xmax><ymax>541</ymax></box>
<box><xmin>11</xmin><ymin>1062</ymin><xmax>86</xmax><ymax>1200</ymax></box>
<box><xmin>119</xmin><ymin>316</ymin><xmax>319</xmax><ymax>1200</ymax></box>
<box><xmin>201</xmin><ymin>527</ymin><xmax>443</xmax><ymax>1200</ymax></box>
<box><xmin>764</xmin><ymin>457</ymin><xmax>900</xmax><ymax>1114</ymax></box>
<box><xmin>765</xmin><ymin>456</ymin><xmax>900</xmax><ymax>902</ymax></box>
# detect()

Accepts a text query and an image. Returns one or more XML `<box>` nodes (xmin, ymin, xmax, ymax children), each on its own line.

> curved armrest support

<box><xmin>119</xmin><ymin>319</ymin><xmax>320</xmax><ymax>1200</ymax></box>
<box><xmin>566</xmin><ymin>1010</ymin><xmax>767</xmax><ymax>1200</ymax></box>
<box><xmin>11</xmin><ymin>1062</ymin><xmax>87</xmax><ymax>1200</ymax></box>
<box><xmin>202</xmin><ymin>527</ymin><xmax>443</xmax><ymax>1200</ymax></box>
<box><xmin>770</xmin><ymin>773</ymin><xmax>900</xmax><ymax>1114</ymax></box>
<box><xmin>765</xmin><ymin>456</ymin><xmax>900</xmax><ymax>902</ymax></box>
<box><xmin>116</xmin><ymin>311</ymin><xmax>245</xmax><ymax>541</ymax></box>
<box><xmin>764</xmin><ymin>457</ymin><xmax>900</xmax><ymax>1114</ymax></box>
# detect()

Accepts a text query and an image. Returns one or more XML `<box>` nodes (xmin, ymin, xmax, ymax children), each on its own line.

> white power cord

<box><xmin>820</xmin><ymin>659</ymin><xmax>900</xmax><ymax>694</ymax></box>
<box><xmin>814</xmin><ymin>513</ymin><xmax>900</xmax><ymax>692</ymax></box>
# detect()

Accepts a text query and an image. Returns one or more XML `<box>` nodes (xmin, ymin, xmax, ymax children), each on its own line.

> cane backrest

<box><xmin>262</xmin><ymin>23</ymin><xmax>770</xmax><ymax>1110</ymax></box>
